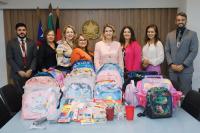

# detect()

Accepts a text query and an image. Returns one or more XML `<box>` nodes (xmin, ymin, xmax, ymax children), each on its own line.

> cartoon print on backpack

<box><xmin>138</xmin><ymin>87</ymin><xmax>172</xmax><ymax>119</ymax></box>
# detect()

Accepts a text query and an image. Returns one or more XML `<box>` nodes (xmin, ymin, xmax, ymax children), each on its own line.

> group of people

<box><xmin>6</xmin><ymin>12</ymin><xmax>198</xmax><ymax>96</ymax></box>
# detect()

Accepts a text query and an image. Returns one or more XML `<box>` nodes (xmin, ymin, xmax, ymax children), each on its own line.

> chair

<box><xmin>0</xmin><ymin>84</ymin><xmax>22</xmax><ymax>115</ymax></box>
<box><xmin>0</xmin><ymin>98</ymin><xmax>12</xmax><ymax>128</ymax></box>
<box><xmin>181</xmin><ymin>90</ymin><xmax>200</xmax><ymax>121</ymax></box>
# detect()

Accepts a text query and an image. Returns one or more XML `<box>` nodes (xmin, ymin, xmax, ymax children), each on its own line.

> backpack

<box><xmin>136</xmin><ymin>75</ymin><xmax>182</xmax><ymax>108</ymax></box>
<box><xmin>94</xmin><ymin>81</ymin><xmax>122</xmax><ymax>101</ymax></box>
<box><xmin>63</xmin><ymin>60</ymin><xmax>96</xmax><ymax>102</ymax></box>
<box><xmin>123</xmin><ymin>71</ymin><xmax>158</xmax><ymax>92</ymax></box>
<box><xmin>72</xmin><ymin>60</ymin><xmax>95</xmax><ymax>71</ymax></box>
<box><xmin>94</xmin><ymin>64</ymin><xmax>123</xmax><ymax>102</ymax></box>
<box><xmin>127</xmin><ymin>71</ymin><xmax>158</xmax><ymax>85</ymax></box>
<box><xmin>138</xmin><ymin>87</ymin><xmax>172</xmax><ymax>119</ymax></box>
<box><xmin>22</xmin><ymin>76</ymin><xmax>62</xmax><ymax>120</ymax></box>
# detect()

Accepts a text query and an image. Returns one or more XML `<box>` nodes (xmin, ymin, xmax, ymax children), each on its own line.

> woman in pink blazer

<box><xmin>119</xmin><ymin>26</ymin><xmax>142</xmax><ymax>72</ymax></box>
<box><xmin>94</xmin><ymin>24</ymin><xmax>124</xmax><ymax>71</ymax></box>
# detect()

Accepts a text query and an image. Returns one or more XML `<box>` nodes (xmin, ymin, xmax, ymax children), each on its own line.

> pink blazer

<box><xmin>94</xmin><ymin>41</ymin><xmax>124</xmax><ymax>70</ymax></box>
<box><xmin>124</xmin><ymin>41</ymin><xmax>142</xmax><ymax>71</ymax></box>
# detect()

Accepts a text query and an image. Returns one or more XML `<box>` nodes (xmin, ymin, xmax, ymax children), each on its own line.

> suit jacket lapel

<box><xmin>14</xmin><ymin>38</ymin><xmax>23</xmax><ymax>58</ymax></box>
<box><xmin>26</xmin><ymin>39</ymin><xmax>31</xmax><ymax>58</ymax></box>
<box><xmin>178</xmin><ymin>29</ymin><xmax>188</xmax><ymax>50</ymax></box>
<box><xmin>171</xmin><ymin>30</ymin><xmax>178</xmax><ymax>50</ymax></box>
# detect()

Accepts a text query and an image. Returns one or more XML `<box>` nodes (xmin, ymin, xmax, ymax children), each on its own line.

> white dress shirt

<box><xmin>18</xmin><ymin>37</ymin><xmax>27</xmax><ymax>57</ymax></box>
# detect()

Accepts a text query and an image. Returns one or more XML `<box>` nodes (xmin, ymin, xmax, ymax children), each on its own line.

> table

<box><xmin>1</xmin><ymin>108</ymin><xmax>200</xmax><ymax>133</ymax></box>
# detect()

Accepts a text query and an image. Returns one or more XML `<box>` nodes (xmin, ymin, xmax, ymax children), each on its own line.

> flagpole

<box><xmin>56</xmin><ymin>6</ymin><xmax>60</xmax><ymax>17</ymax></box>
<box><xmin>49</xmin><ymin>3</ymin><xmax>53</xmax><ymax>14</ymax></box>
<box><xmin>36</xmin><ymin>6</ymin><xmax>40</xmax><ymax>20</ymax></box>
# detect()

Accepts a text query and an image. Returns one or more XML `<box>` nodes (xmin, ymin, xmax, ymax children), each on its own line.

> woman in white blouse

<box><xmin>142</xmin><ymin>24</ymin><xmax>164</xmax><ymax>74</ymax></box>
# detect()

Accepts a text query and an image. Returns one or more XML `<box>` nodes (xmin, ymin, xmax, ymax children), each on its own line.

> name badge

<box><xmin>177</xmin><ymin>41</ymin><xmax>181</xmax><ymax>48</ymax></box>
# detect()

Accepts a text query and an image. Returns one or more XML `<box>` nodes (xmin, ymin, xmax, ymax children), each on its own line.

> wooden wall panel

<box><xmin>3</xmin><ymin>8</ymin><xmax>177</xmax><ymax>82</ymax></box>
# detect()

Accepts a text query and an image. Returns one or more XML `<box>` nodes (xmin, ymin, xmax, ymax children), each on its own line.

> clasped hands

<box><xmin>142</xmin><ymin>59</ymin><xmax>150</xmax><ymax>68</ymax></box>
<box><xmin>171</xmin><ymin>64</ymin><xmax>184</xmax><ymax>72</ymax></box>
<box><xmin>18</xmin><ymin>69</ymin><xmax>32</xmax><ymax>78</ymax></box>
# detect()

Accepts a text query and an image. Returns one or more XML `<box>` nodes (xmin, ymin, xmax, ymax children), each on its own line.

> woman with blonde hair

<box><xmin>94</xmin><ymin>24</ymin><xmax>123</xmax><ymax>70</ymax></box>
<box><xmin>56</xmin><ymin>25</ymin><xmax>76</xmax><ymax>72</ymax></box>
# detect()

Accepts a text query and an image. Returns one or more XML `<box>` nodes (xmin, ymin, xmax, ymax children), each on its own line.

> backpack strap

<box><xmin>57</xmin><ymin>89</ymin><xmax>63</xmax><ymax>109</ymax></box>
<box><xmin>137</xmin><ymin>110</ymin><xmax>146</xmax><ymax>117</ymax></box>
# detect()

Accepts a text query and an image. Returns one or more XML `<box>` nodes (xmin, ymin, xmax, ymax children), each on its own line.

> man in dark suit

<box><xmin>6</xmin><ymin>23</ymin><xmax>37</xmax><ymax>94</ymax></box>
<box><xmin>165</xmin><ymin>12</ymin><xmax>199</xmax><ymax>95</ymax></box>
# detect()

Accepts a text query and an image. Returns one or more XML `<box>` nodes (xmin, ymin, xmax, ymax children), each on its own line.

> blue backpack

<box><xmin>138</xmin><ymin>87</ymin><xmax>172</xmax><ymax>119</ymax></box>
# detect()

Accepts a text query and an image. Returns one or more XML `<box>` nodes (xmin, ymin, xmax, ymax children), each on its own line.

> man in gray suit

<box><xmin>165</xmin><ymin>12</ymin><xmax>199</xmax><ymax>95</ymax></box>
<box><xmin>6</xmin><ymin>23</ymin><xmax>37</xmax><ymax>94</ymax></box>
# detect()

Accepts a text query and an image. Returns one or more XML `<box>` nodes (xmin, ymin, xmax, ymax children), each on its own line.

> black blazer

<box><xmin>37</xmin><ymin>41</ymin><xmax>58</xmax><ymax>71</ymax></box>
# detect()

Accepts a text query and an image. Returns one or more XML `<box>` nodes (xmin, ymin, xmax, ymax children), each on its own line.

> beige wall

<box><xmin>0</xmin><ymin>0</ymin><xmax>182</xmax><ymax>9</ymax></box>
<box><xmin>0</xmin><ymin>10</ymin><xmax>7</xmax><ymax>87</ymax></box>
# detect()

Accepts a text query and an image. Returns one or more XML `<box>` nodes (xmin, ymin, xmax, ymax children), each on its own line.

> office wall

<box><xmin>185</xmin><ymin>0</ymin><xmax>200</xmax><ymax>90</ymax></box>
<box><xmin>178</xmin><ymin>0</ymin><xmax>186</xmax><ymax>12</ymax></box>
<box><xmin>0</xmin><ymin>0</ymin><xmax>181</xmax><ymax>9</ymax></box>
<box><xmin>0</xmin><ymin>9</ymin><xmax>7</xmax><ymax>87</ymax></box>
<box><xmin>3</xmin><ymin>9</ymin><xmax>177</xmax><ymax>50</ymax></box>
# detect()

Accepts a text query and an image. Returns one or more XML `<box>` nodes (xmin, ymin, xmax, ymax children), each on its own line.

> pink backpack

<box><xmin>48</xmin><ymin>68</ymin><xmax>65</xmax><ymax>87</ymax></box>
<box><xmin>21</xmin><ymin>76</ymin><xmax>61</xmax><ymax>120</ymax></box>
<box><xmin>136</xmin><ymin>75</ymin><xmax>182</xmax><ymax>108</ymax></box>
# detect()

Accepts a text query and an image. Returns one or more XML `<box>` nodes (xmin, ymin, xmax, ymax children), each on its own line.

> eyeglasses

<box><xmin>79</xmin><ymin>39</ymin><xmax>87</xmax><ymax>41</ymax></box>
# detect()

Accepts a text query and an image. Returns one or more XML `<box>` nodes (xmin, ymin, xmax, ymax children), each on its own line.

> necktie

<box><xmin>177</xmin><ymin>30</ymin><xmax>181</xmax><ymax>48</ymax></box>
<box><xmin>21</xmin><ymin>39</ymin><xmax>27</xmax><ymax>67</ymax></box>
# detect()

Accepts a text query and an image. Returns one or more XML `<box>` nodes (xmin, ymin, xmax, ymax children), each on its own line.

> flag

<box><xmin>47</xmin><ymin>3</ymin><xmax>54</xmax><ymax>30</ymax></box>
<box><xmin>36</xmin><ymin>7</ymin><xmax>44</xmax><ymax>47</ymax></box>
<box><xmin>56</xmin><ymin>16</ymin><xmax>62</xmax><ymax>41</ymax></box>
<box><xmin>37</xmin><ymin>20</ymin><xmax>44</xmax><ymax>47</ymax></box>
<box><xmin>55</xmin><ymin>7</ymin><xmax>62</xmax><ymax>41</ymax></box>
